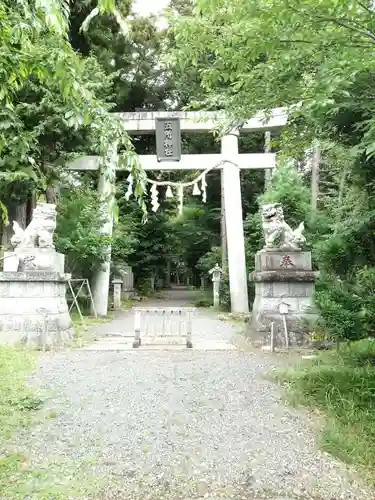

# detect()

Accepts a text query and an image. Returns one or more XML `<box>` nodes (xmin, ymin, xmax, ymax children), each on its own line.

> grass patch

<box><xmin>0</xmin><ymin>346</ymin><xmax>41</xmax><ymax>442</ymax></box>
<box><xmin>70</xmin><ymin>310</ymin><xmax>113</xmax><ymax>327</ymax></box>
<box><xmin>274</xmin><ymin>339</ymin><xmax>375</xmax><ymax>480</ymax></box>
<box><xmin>70</xmin><ymin>310</ymin><xmax>112</xmax><ymax>347</ymax></box>
<box><xmin>121</xmin><ymin>297</ymin><xmax>139</xmax><ymax>309</ymax></box>
<box><xmin>0</xmin><ymin>346</ymin><xmax>100</xmax><ymax>498</ymax></box>
<box><xmin>187</xmin><ymin>289</ymin><xmax>213</xmax><ymax>308</ymax></box>
<box><xmin>1</xmin><ymin>454</ymin><xmax>101</xmax><ymax>499</ymax></box>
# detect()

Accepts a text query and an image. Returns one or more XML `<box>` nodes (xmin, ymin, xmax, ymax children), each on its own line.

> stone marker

<box><xmin>209</xmin><ymin>263</ymin><xmax>222</xmax><ymax>308</ymax></box>
<box><xmin>112</xmin><ymin>278</ymin><xmax>123</xmax><ymax>310</ymax></box>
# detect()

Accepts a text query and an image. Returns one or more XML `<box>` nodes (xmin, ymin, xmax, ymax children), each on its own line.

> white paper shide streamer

<box><xmin>124</xmin><ymin>159</ymin><xmax>234</xmax><ymax>213</ymax></box>
<box><xmin>150</xmin><ymin>184</ymin><xmax>160</xmax><ymax>212</ymax></box>
<box><xmin>178</xmin><ymin>184</ymin><xmax>184</xmax><ymax>214</ymax></box>
<box><xmin>201</xmin><ymin>174</ymin><xmax>207</xmax><ymax>203</ymax></box>
<box><xmin>192</xmin><ymin>182</ymin><xmax>200</xmax><ymax>196</ymax></box>
<box><xmin>125</xmin><ymin>174</ymin><xmax>133</xmax><ymax>200</ymax></box>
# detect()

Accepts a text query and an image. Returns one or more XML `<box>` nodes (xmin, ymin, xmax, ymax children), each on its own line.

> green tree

<box><xmin>70</xmin><ymin>0</ymin><xmax>173</xmax><ymax>111</ymax></box>
<box><xmin>0</xmin><ymin>0</ymin><xmax>146</xmax><ymax>225</ymax></box>
<box><xmin>168</xmin><ymin>202</ymin><xmax>219</xmax><ymax>273</ymax></box>
<box><xmin>55</xmin><ymin>179</ymin><xmax>111</xmax><ymax>279</ymax></box>
<box><xmin>169</xmin><ymin>0</ymin><xmax>375</xmax><ymax>338</ymax></box>
<box><xmin>169</xmin><ymin>1</ymin><xmax>375</xmax><ymax>148</ymax></box>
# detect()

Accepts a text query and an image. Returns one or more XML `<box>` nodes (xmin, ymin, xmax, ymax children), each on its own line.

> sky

<box><xmin>133</xmin><ymin>0</ymin><xmax>169</xmax><ymax>16</ymax></box>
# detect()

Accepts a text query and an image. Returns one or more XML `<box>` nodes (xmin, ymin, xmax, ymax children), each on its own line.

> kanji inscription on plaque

<box><xmin>155</xmin><ymin>117</ymin><xmax>181</xmax><ymax>162</ymax></box>
<box><xmin>280</xmin><ymin>254</ymin><xmax>294</xmax><ymax>268</ymax></box>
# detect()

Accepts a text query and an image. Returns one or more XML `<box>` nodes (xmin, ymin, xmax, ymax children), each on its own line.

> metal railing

<box><xmin>132</xmin><ymin>307</ymin><xmax>196</xmax><ymax>348</ymax></box>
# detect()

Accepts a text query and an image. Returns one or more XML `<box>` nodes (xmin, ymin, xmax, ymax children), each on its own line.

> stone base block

<box><xmin>250</xmin><ymin>311</ymin><xmax>318</xmax><ymax>348</ymax></box>
<box><xmin>3</xmin><ymin>250</ymin><xmax>65</xmax><ymax>273</ymax></box>
<box><xmin>0</xmin><ymin>271</ymin><xmax>74</xmax><ymax>346</ymax></box>
<box><xmin>255</xmin><ymin>250</ymin><xmax>312</xmax><ymax>271</ymax></box>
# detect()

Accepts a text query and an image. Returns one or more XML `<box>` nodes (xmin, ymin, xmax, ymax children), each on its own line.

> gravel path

<box><xmin>11</xmin><ymin>292</ymin><xmax>374</xmax><ymax>499</ymax></box>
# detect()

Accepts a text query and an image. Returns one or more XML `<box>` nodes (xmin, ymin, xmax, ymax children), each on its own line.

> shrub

<box><xmin>55</xmin><ymin>184</ymin><xmax>111</xmax><ymax>279</ymax></box>
<box><xmin>196</xmin><ymin>247</ymin><xmax>221</xmax><ymax>276</ymax></box>
<box><xmin>277</xmin><ymin>340</ymin><xmax>375</xmax><ymax>474</ymax></box>
<box><xmin>219</xmin><ymin>273</ymin><xmax>231</xmax><ymax>311</ymax></box>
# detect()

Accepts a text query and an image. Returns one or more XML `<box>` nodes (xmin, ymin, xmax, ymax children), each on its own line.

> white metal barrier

<box><xmin>132</xmin><ymin>307</ymin><xmax>196</xmax><ymax>348</ymax></box>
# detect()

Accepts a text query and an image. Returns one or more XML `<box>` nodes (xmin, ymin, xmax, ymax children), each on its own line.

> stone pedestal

<box><xmin>3</xmin><ymin>249</ymin><xmax>65</xmax><ymax>272</ymax></box>
<box><xmin>249</xmin><ymin>250</ymin><xmax>319</xmax><ymax>347</ymax></box>
<box><xmin>0</xmin><ymin>272</ymin><xmax>74</xmax><ymax>346</ymax></box>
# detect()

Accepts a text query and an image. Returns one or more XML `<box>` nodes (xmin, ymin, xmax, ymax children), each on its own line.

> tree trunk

<box><xmin>334</xmin><ymin>163</ymin><xmax>348</xmax><ymax>232</ymax></box>
<box><xmin>311</xmin><ymin>144</ymin><xmax>321</xmax><ymax>210</ymax></box>
<box><xmin>26</xmin><ymin>191</ymin><xmax>36</xmax><ymax>226</ymax></box>
<box><xmin>45</xmin><ymin>185</ymin><xmax>58</xmax><ymax>204</ymax></box>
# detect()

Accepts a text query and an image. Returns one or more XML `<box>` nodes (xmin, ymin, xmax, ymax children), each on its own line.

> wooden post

<box><xmin>133</xmin><ymin>309</ymin><xmax>141</xmax><ymax>348</ymax></box>
<box><xmin>186</xmin><ymin>310</ymin><xmax>193</xmax><ymax>348</ymax></box>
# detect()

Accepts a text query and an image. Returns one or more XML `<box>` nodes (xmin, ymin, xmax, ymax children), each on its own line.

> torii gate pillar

<box><xmin>90</xmin><ymin>142</ymin><xmax>117</xmax><ymax>316</ymax></box>
<box><xmin>221</xmin><ymin>132</ymin><xmax>249</xmax><ymax>313</ymax></box>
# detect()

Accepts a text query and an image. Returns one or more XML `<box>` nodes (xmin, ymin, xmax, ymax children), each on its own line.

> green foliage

<box><xmin>276</xmin><ymin>340</ymin><xmax>375</xmax><ymax>476</ymax></box>
<box><xmin>54</xmin><ymin>182</ymin><xmax>111</xmax><ymax>279</ymax></box>
<box><xmin>312</xmin><ymin>180</ymin><xmax>375</xmax><ymax>341</ymax></box>
<box><xmin>315</xmin><ymin>266</ymin><xmax>375</xmax><ymax>343</ymax></box>
<box><xmin>170</xmin><ymin>0</ymin><xmax>375</xmax><ymax>153</ymax></box>
<box><xmin>196</xmin><ymin>246</ymin><xmax>221</xmax><ymax>275</ymax></box>
<box><xmin>244</xmin><ymin>161</ymin><xmax>311</xmax><ymax>301</ymax></box>
<box><xmin>0</xmin><ymin>0</ymin><xmax>147</xmax><ymax>223</ymax></box>
<box><xmin>0</xmin><ymin>347</ymin><xmax>38</xmax><ymax>441</ymax></box>
<box><xmin>219</xmin><ymin>273</ymin><xmax>231</xmax><ymax>311</ymax></box>
<box><xmin>355</xmin><ymin>267</ymin><xmax>375</xmax><ymax>335</ymax></box>
<box><xmin>111</xmin><ymin>214</ymin><xmax>138</xmax><ymax>275</ymax></box>
<box><xmin>196</xmin><ymin>248</ymin><xmax>230</xmax><ymax>310</ymax></box>
<box><xmin>196</xmin><ymin>247</ymin><xmax>232</xmax><ymax>309</ymax></box>
<box><xmin>168</xmin><ymin>203</ymin><xmax>219</xmax><ymax>271</ymax></box>
<box><xmin>315</xmin><ymin>283</ymin><xmax>362</xmax><ymax>343</ymax></box>
<box><xmin>135</xmin><ymin>277</ymin><xmax>155</xmax><ymax>297</ymax></box>
<box><xmin>125</xmin><ymin>207</ymin><xmax>170</xmax><ymax>286</ymax></box>
<box><xmin>70</xmin><ymin>0</ymin><xmax>170</xmax><ymax>112</ymax></box>
<box><xmin>170</xmin><ymin>0</ymin><xmax>375</xmax><ymax>341</ymax></box>
<box><xmin>260</xmin><ymin>162</ymin><xmax>311</xmax><ymax>228</ymax></box>
<box><xmin>192</xmin><ymin>289</ymin><xmax>213</xmax><ymax>308</ymax></box>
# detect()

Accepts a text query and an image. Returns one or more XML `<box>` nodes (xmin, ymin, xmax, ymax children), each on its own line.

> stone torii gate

<box><xmin>69</xmin><ymin>109</ymin><xmax>288</xmax><ymax>316</ymax></box>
